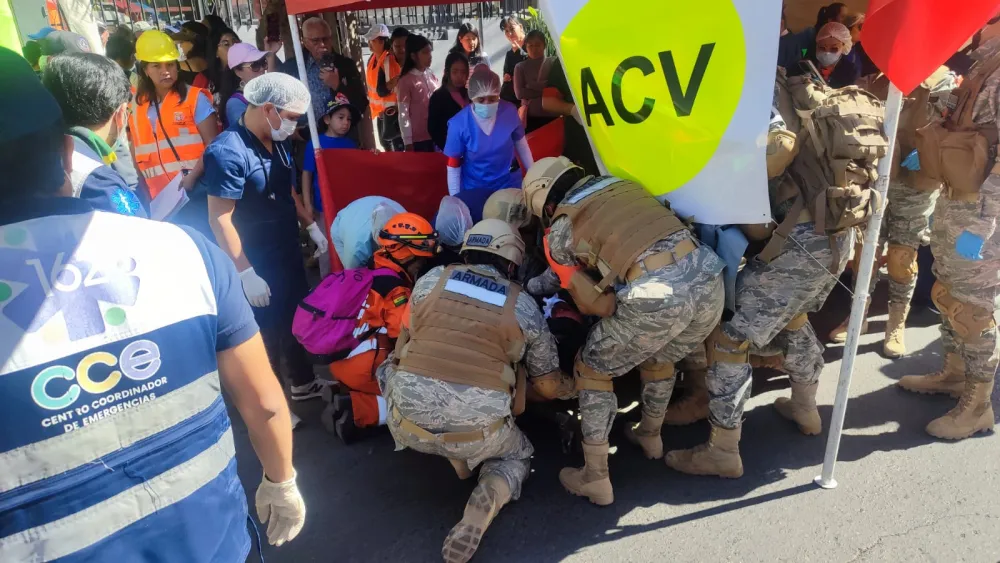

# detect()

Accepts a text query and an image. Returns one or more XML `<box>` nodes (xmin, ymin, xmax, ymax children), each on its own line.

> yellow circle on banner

<box><xmin>560</xmin><ymin>0</ymin><xmax>746</xmax><ymax>196</ymax></box>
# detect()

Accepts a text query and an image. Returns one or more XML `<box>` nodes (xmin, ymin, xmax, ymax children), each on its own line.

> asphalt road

<box><xmin>231</xmin><ymin>280</ymin><xmax>1000</xmax><ymax>563</ymax></box>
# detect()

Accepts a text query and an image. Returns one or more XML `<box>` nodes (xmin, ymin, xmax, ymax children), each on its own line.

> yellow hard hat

<box><xmin>522</xmin><ymin>156</ymin><xmax>581</xmax><ymax>219</ymax></box>
<box><xmin>482</xmin><ymin>188</ymin><xmax>530</xmax><ymax>229</ymax></box>
<box><xmin>461</xmin><ymin>219</ymin><xmax>525</xmax><ymax>267</ymax></box>
<box><xmin>135</xmin><ymin>30</ymin><xmax>179</xmax><ymax>63</ymax></box>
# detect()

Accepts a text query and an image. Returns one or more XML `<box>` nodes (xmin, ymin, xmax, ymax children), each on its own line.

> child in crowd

<box><xmin>302</xmin><ymin>93</ymin><xmax>361</xmax><ymax>277</ymax></box>
<box><xmin>397</xmin><ymin>33</ymin><xmax>439</xmax><ymax>152</ymax></box>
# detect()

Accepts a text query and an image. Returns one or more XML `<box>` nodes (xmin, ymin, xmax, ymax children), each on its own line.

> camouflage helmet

<box><xmin>460</xmin><ymin>219</ymin><xmax>525</xmax><ymax>267</ymax></box>
<box><xmin>482</xmin><ymin>188</ymin><xmax>530</xmax><ymax>229</ymax></box>
<box><xmin>522</xmin><ymin>156</ymin><xmax>580</xmax><ymax>218</ymax></box>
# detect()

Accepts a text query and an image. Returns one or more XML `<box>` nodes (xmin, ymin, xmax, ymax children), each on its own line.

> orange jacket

<box><xmin>366</xmin><ymin>51</ymin><xmax>400</xmax><ymax>118</ymax></box>
<box><xmin>129</xmin><ymin>87</ymin><xmax>208</xmax><ymax>199</ymax></box>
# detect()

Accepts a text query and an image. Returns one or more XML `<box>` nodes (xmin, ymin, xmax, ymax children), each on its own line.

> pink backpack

<box><xmin>293</xmin><ymin>267</ymin><xmax>399</xmax><ymax>363</ymax></box>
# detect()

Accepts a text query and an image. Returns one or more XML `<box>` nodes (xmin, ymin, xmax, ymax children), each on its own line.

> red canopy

<box><xmin>286</xmin><ymin>0</ymin><xmax>464</xmax><ymax>16</ymax></box>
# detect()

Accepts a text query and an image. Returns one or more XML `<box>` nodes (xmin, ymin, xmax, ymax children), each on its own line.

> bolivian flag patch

<box><xmin>393</xmin><ymin>295</ymin><xmax>408</xmax><ymax>307</ymax></box>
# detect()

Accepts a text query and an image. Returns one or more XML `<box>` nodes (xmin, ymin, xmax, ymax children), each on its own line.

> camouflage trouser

<box><xmin>868</xmin><ymin>181</ymin><xmax>939</xmax><ymax>305</ymax></box>
<box><xmin>679</xmin><ymin>343</ymin><xmax>708</xmax><ymax>372</ymax></box>
<box><xmin>578</xmin><ymin>244</ymin><xmax>725</xmax><ymax>443</ymax></box>
<box><xmin>381</xmin><ymin>364</ymin><xmax>534</xmax><ymax>499</ymax></box>
<box><xmin>930</xmin><ymin>196</ymin><xmax>1000</xmax><ymax>384</ymax></box>
<box><xmin>709</xmin><ymin>224</ymin><xmax>851</xmax><ymax>429</ymax></box>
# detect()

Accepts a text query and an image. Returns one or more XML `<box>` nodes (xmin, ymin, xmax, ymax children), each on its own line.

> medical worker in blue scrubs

<box><xmin>444</xmin><ymin>64</ymin><xmax>534</xmax><ymax>222</ymax></box>
<box><xmin>203</xmin><ymin>73</ymin><xmax>332</xmax><ymax>405</ymax></box>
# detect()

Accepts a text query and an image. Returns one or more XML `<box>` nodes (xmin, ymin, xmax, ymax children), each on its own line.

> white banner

<box><xmin>541</xmin><ymin>0</ymin><xmax>781</xmax><ymax>225</ymax></box>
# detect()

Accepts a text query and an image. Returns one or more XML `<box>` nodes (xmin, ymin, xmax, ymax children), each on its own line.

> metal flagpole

<box><xmin>288</xmin><ymin>13</ymin><xmax>343</xmax><ymax>272</ymax></box>
<box><xmin>288</xmin><ymin>14</ymin><xmax>321</xmax><ymax>152</ymax></box>
<box><xmin>815</xmin><ymin>83</ymin><xmax>904</xmax><ymax>489</ymax></box>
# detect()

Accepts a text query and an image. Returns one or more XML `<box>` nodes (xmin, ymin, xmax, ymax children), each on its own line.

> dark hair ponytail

<box><xmin>401</xmin><ymin>33</ymin><xmax>432</xmax><ymax>75</ymax></box>
<box><xmin>815</xmin><ymin>2</ymin><xmax>847</xmax><ymax>30</ymax></box>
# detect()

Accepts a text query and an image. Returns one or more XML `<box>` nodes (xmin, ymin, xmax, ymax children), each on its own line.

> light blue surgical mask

<box><xmin>473</xmin><ymin>102</ymin><xmax>499</xmax><ymax>119</ymax></box>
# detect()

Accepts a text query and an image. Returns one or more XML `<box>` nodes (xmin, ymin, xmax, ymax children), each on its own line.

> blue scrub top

<box><xmin>199</xmin><ymin>123</ymin><xmax>307</xmax><ymax>330</ymax></box>
<box><xmin>444</xmin><ymin>101</ymin><xmax>525</xmax><ymax>193</ymax></box>
<box><xmin>201</xmin><ymin>124</ymin><xmax>300</xmax><ymax>250</ymax></box>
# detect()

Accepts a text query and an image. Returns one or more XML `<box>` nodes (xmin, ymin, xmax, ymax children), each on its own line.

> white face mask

<box><xmin>816</xmin><ymin>51</ymin><xmax>842</xmax><ymax>67</ymax></box>
<box><xmin>109</xmin><ymin>107</ymin><xmax>127</xmax><ymax>152</ymax></box>
<box><xmin>266</xmin><ymin>107</ymin><xmax>298</xmax><ymax>141</ymax></box>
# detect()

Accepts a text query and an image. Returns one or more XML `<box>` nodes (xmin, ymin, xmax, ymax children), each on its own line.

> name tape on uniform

<box><xmin>444</xmin><ymin>270</ymin><xmax>508</xmax><ymax>307</ymax></box>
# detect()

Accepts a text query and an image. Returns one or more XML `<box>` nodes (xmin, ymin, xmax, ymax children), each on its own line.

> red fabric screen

<box><xmin>523</xmin><ymin>117</ymin><xmax>565</xmax><ymax>163</ymax></box>
<box><xmin>317</xmin><ymin>148</ymin><xmax>449</xmax><ymax>227</ymax></box>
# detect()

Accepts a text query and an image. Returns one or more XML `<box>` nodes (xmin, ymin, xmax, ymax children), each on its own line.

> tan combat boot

<box><xmin>664</xmin><ymin>425</ymin><xmax>744</xmax><ymax>478</ymax></box>
<box><xmin>663</xmin><ymin>369</ymin><xmax>709</xmax><ymax>426</ymax></box>
<box><xmin>442</xmin><ymin>474</ymin><xmax>511</xmax><ymax>563</ymax></box>
<box><xmin>773</xmin><ymin>381</ymin><xmax>822</xmax><ymax>435</ymax></box>
<box><xmin>898</xmin><ymin>353</ymin><xmax>966</xmax><ymax>397</ymax></box>
<box><xmin>883</xmin><ymin>302</ymin><xmax>909</xmax><ymax>358</ymax></box>
<box><xmin>624</xmin><ymin>412</ymin><xmax>665</xmax><ymax>459</ymax></box>
<box><xmin>559</xmin><ymin>441</ymin><xmax>614</xmax><ymax>505</ymax></box>
<box><xmin>829</xmin><ymin>299</ymin><xmax>870</xmax><ymax>343</ymax></box>
<box><xmin>925</xmin><ymin>380</ymin><xmax>995</xmax><ymax>440</ymax></box>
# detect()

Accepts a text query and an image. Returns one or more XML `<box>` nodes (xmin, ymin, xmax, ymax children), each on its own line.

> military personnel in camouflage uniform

<box><xmin>523</xmin><ymin>157</ymin><xmax>725</xmax><ymax>505</ymax></box>
<box><xmin>378</xmin><ymin>219</ymin><xmax>572</xmax><ymax>563</ymax></box>
<box><xmin>897</xmin><ymin>38</ymin><xmax>1000</xmax><ymax>439</ymax></box>
<box><xmin>828</xmin><ymin>70</ymin><xmax>958</xmax><ymax>357</ymax></box>
<box><xmin>664</xmin><ymin>92</ymin><xmax>852</xmax><ymax>479</ymax></box>
<box><xmin>663</xmin><ymin>343</ymin><xmax>711</xmax><ymax>426</ymax></box>
<box><xmin>481</xmin><ymin>188</ymin><xmax>550</xmax><ymax>286</ymax></box>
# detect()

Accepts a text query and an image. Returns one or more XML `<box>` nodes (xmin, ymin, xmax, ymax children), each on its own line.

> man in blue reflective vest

<box><xmin>0</xmin><ymin>47</ymin><xmax>306</xmax><ymax>560</ymax></box>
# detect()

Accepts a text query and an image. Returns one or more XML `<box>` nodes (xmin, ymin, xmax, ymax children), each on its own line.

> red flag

<box><xmin>862</xmin><ymin>0</ymin><xmax>1000</xmax><ymax>94</ymax></box>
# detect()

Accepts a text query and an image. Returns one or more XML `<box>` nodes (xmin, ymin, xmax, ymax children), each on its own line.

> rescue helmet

<box><xmin>378</xmin><ymin>212</ymin><xmax>438</xmax><ymax>261</ymax></box>
<box><xmin>482</xmin><ymin>188</ymin><xmax>531</xmax><ymax>229</ymax></box>
<box><xmin>523</xmin><ymin>156</ymin><xmax>582</xmax><ymax>218</ymax></box>
<box><xmin>460</xmin><ymin>219</ymin><xmax>525</xmax><ymax>267</ymax></box>
<box><xmin>135</xmin><ymin>30</ymin><xmax>180</xmax><ymax>63</ymax></box>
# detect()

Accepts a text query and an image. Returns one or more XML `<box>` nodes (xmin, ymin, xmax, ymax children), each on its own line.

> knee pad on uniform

<box><xmin>573</xmin><ymin>354</ymin><xmax>614</xmax><ymax>392</ymax></box>
<box><xmin>638</xmin><ymin>359</ymin><xmax>675</xmax><ymax>383</ymax></box>
<box><xmin>707</xmin><ymin>325</ymin><xmax>750</xmax><ymax>365</ymax></box>
<box><xmin>784</xmin><ymin>313</ymin><xmax>810</xmax><ymax>331</ymax></box>
<box><xmin>931</xmin><ymin>282</ymin><xmax>997</xmax><ymax>342</ymax></box>
<box><xmin>886</xmin><ymin>244</ymin><xmax>918</xmax><ymax>285</ymax></box>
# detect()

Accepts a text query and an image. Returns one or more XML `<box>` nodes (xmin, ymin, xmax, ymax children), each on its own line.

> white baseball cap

<box><xmin>363</xmin><ymin>24</ymin><xmax>390</xmax><ymax>42</ymax></box>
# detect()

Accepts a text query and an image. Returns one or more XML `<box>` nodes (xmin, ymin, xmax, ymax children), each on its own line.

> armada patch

<box><xmin>465</xmin><ymin>234</ymin><xmax>493</xmax><ymax>248</ymax></box>
<box><xmin>445</xmin><ymin>270</ymin><xmax>509</xmax><ymax>307</ymax></box>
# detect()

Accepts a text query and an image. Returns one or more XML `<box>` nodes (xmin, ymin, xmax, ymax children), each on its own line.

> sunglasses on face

<box><xmin>242</xmin><ymin>58</ymin><xmax>268</xmax><ymax>72</ymax></box>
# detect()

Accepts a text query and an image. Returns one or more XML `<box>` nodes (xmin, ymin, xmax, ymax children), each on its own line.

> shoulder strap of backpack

<box><xmin>758</xmin><ymin>196</ymin><xmax>804</xmax><ymax>264</ymax></box>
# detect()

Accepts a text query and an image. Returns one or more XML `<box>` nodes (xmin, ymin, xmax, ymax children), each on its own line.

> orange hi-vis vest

<box><xmin>367</xmin><ymin>51</ymin><xmax>400</xmax><ymax>118</ymax></box>
<box><xmin>130</xmin><ymin>87</ymin><xmax>207</xmax><ymax>199</ymax></box>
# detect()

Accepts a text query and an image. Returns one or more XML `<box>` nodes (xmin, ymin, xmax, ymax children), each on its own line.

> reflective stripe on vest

<box><xmin>366</xmin><ymin>51</ymin><xmax>400</xmax><ymax>117</ymax></box>
<box><xmin>0</xmin><ymin>212</ymin><xmax>246</xmax><ymax>561</ymax></box>
<box><xmin>129</xmin><ymin>88</ymin><xmax>207</xmax><ymax>199</ymax></box>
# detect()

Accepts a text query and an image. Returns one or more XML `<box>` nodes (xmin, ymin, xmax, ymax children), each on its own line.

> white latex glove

<box><xmin>255</xmin><ymin>471</ymin><xmax>306</xmax><ymax>546</ymax></box>
<box><xmin>305</xmin><ymin>222</ymin><xmax>329</xmax><ymax>255</ymax></box>
<box><xmin>240</xmin><ymin>267</ymin><xmax>271</xmax><ymax>307</ymax></box>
